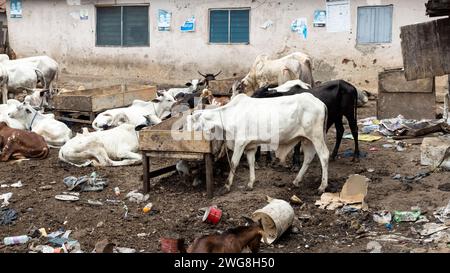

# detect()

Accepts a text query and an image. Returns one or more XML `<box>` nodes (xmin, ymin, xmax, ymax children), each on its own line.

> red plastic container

<box><xmin>202</xmin><ymin>206</ymin><xmax>222</xmax><ymax>225</ymax></box>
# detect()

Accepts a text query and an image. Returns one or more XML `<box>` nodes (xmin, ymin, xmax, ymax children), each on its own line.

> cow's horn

<box><xmin>214</xmin><ymin>70</ymin><xmax>222</xmax><ymax>77</ymax></box>
<box><xmin>197</xmin><ymin>71</ymin><xmax>207</xmax><ymax>77</ymax></box>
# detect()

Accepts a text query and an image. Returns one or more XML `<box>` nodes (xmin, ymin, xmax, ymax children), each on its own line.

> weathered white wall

<box><xmin>5</xmin><ymin>0</ymin><xmax>447</xmax><ymax>92</ymax></box>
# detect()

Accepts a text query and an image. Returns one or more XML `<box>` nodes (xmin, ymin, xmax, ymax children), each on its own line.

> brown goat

<box><xmin>187</xmin><ymin>217</ymin><xmax>268</xmax><ymax>253</ymax></box>
<box><xmin>0</xmin><ymin>122</ymin><xmax>49</xmax><ymax>161</ymax></box>
<box><xmin>199</xmin><ymin>88</ymin><xmax>230</xmax><ymax>107</ymax></box>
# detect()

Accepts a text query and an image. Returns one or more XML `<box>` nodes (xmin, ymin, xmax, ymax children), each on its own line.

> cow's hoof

<box><xmin>352</xmin><ymin>157</ymin><xmax>360</xmax><ymax>163</ymax></box>
<box><xmin>217</xmin><ymin>186</ymin><xmax>230</xmax><ymax>196</ymax></box>
<box><xmin>291</xmin><ymin>165</ymin><xmax>300</xmax><ymax>172</ymax></box>
<box><xmin>317</xmin><ymin>187</ymin><xmax>326</xmax><ymax>195</ymax></box>
<box><xmin>292</xmin><ymin>182</ymin><xmax>300</xmax><ymax>188</ymax></box>
<box><xmin>245</xmin><ymin>186</ymin><xmax>254</xmax><ymax>192</ymax></box>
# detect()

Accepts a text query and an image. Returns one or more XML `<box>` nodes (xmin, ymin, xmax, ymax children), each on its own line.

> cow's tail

<box><xmin>34</xmin><ymin>68</ymin><xmax>46</xmax><ymax>89</ymax></box>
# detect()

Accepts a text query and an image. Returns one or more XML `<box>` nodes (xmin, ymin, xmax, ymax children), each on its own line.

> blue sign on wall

<box><xmin>10</xmin><ymin>0</ymin><xmax>22</xmax><ymax>18</ymax></box>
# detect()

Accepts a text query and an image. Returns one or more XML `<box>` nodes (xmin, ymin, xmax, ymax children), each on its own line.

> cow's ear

<box><xmin>185</xmin><ymin>82</ymin><xmax>192</xmax><ymax>87</ymax></box>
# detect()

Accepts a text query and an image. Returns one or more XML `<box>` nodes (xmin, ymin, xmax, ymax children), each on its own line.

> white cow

<box><xmin>0</xmin><ymin>54</ymin><xmax>9</xmax><ymax>63</ymax></box>
<box><xmin>0</xmin><ymin>62</ymin><xmax>46</xmax><ymax>104</ymax></box>
<box><xmin>58</xmin><ymin>123</ymin><xmax>142</xmax><ymax>167</ymax></box>
<box><xmin>187</xmin><ymin>93</ymin><xmax>329</xmax><ymax>193</ymax></box>
<box><xmin>92</xmin><ymin>91</ymin><xmax>175</xmax><ymax>131</ymax></box>
<box><xmin>268</xmin><ymin>79</ymin><xmax>311</xmax><ymax>92</ymax></box>
<box><xmin>1</xmin><ymin>55</ymin><xmax>59</xmax><ymax>92</ymax></box>
<box><xmin>8</xmin><ymin>102</ymin><xmax>72</xmax><ymax>147</ymax></box>
<box><xmin>0</xmin><ymin>99</ymin><xmax>26</xmax><ymax>130</ymax></box>
<box><xmin>23</xmin><ymin>88</ymin><xmax>50</xmax><ymax>109</ymax></box>
<box><xmin>165</xmin><ymin>79</ymin><xmax>201</xmax><ymax>98</ymax></box>
<box><xmin>241</xmin><ymin>52</ymin><xmax>314</xmax><ymax>96</ymax></box>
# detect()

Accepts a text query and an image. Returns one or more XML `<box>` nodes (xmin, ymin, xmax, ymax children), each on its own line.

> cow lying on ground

<box><xmin>240</xmin><ymin>52</ymin><xmax>314</xmax><ymax>96</ymax></box>
<box><xmin>187</xmin><ymin>93</ymin><xmax>329</xmax><ymax>193</ymax></box>
<box><xmin>92</xmin><ymin>92</ymin><xmax>175</xmax><ymax>130</ymax></box>
<box><xmin>0</xmin><ymin>99</ymin><xmax>26</xmax><ymax>130</ymax></box>
<box><xmin>0</xmin><ymin>122</ymin><xmax>49</xmax><ymax>161</ymax></box>
<box><xmin>59</xmin><ymin>123</ymin><xmax>141</xmax><ymax>167</ymax></box>
<box><xmin>187</xmin><ymin>217</ymin><xmax>268</xmax><ymax>253</ymax></box>
<box><xmin>252</xmin><ymin>79</ymin><xmax>359</xmax><ymax>163</ymax></box>
<box><xmin>8</xmin><ymin>102</ymin><xmax>72</xmax><ymax>147</ymax></box>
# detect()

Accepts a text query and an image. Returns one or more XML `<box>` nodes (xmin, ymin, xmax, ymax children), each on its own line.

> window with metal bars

<box><xmin>96</xmin><ymin>6</ymin><xmax>149</xmax><ymax>47</ymax></box>
<box><xmin>209</xmin><ymin>9</ymin><xmax>250</xmax><ymax>44</ymax></box>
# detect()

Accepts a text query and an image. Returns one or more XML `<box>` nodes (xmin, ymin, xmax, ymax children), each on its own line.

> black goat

<box><xmin>252</xmin><ymin>80</ymin><xmax>360</xmax><ymax>166</ymax></box>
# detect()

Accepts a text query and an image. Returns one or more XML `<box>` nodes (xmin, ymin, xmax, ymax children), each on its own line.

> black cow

<box><xmin>198</xmin><ymin>71</ymin><xmax>222</xmax><ymax>87</ymax></box>
<box><xmin>252</xmin><ymin>80</ymin><xmax>360</xmax><ymax>167</ymax></box>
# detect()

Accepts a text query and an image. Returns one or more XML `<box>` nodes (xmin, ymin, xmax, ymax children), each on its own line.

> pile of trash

<box><xmin>315</xmin><ymin>174</ymin><xmax>369</xmax><ymax>211</ymax></box>
<box><xmin>370</xmin><ymin>200</ymin><xmax>450</xmax><ymax>248</ymax></box>
<box><xmin>63</xmin><ymin>172</ymin><xmax>108</xmax><ymax>192</ymax></box>
<box><xmin>358</xmin><ymin>115</ymin><xmax>450</xmax><ymax>138</ymax></box>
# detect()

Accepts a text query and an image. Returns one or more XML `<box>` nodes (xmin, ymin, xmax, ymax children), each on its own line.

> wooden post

<box><xmin>205</xmin><ymin>153</ymin><xmax>214</xmax><ymax>198</ymax></box>
<box><xmin>143</xmin><ymin>153</ymin><xmax>150</xmax><ymax>193</ymax></box>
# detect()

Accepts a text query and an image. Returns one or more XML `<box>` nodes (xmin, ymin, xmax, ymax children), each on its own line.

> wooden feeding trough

<box><xmin>53</xmin><ymin>84</ymin><xmax>157</xmax><ymax>124</ymax></box>
<box><xmin>139</xmin><ymin>113</ymin><xmax>223</xmax><ymax>198</ymax></box>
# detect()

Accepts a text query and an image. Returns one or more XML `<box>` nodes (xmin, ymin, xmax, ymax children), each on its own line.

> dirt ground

<box><xmin>0</xmin><ymin>77</ymin><xmax>449</xmax><ymax>253</ymax></box>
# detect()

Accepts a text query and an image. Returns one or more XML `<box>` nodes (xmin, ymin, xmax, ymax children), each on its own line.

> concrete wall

<box><xmin>5</xmin><ymin>0</ymin><xmax>448</xmax><ymax>92</ymax></box>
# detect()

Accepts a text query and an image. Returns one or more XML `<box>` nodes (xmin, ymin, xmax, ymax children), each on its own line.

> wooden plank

<box><xmin>139</xmin><ymin>130</ymin><xmax>212</xmax><ymax>153</ymax></box>
<box><xmin>146</xmin><ymin>151</ymin><xmax>204</xmax><ymax>160</ymax></box>
<box><xmin>401</xmin><ymin>18</ymin><xmax>450</xmax><ymax>80</ymax></box>
<box><xmin>55</xmin><ymin>116</ymin><xmax>93</xmax><ymax>124</ymax></box>
<box><xmin>149</xmin><ymin>164</ymin><xmax>177</xmax><ymax>178</ymax></box>
<box><xmin>143</xmin><ymin>153</ymin><xmax>150</xmax><ymax>193</ymax></box>
<box><xmin>205</xmin><ymin>154</ymin><xmax>214</xmax><ymax>198</ymax></box>
<box><xmin>378</xmin><ymin>69</ymin><xmax>434</xmax><ymax>93</ymax></box>
<box><xmin>426</xmin><ymin>0</ymin><xmax>450</xmax><ymax>17</ymax></box>
<box><xmin>436</xmin><ymin>18</ymin><xmax>450</xmax><ymax>74</ymax></box>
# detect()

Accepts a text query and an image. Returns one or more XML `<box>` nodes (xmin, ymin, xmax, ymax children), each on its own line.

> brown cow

<box><xmin>0</xmin><ymin>122</ymin><xmax>49</xmax><ymax>161</ymax></box>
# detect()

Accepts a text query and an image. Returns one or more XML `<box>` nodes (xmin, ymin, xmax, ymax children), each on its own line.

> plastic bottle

<box><xmin>143</xmin><ymin>203</ymin><xmax>153</xmax><ymax>213</ymax></box>
<box><xmin>3</xmin><ymin>235</ymin><xmax>30</xmax><ymax>245</ymax></box>
<box><xmin>114</xmin><ymin>187</ymin><xmax>120</xmax><ymax>196</ymax></box>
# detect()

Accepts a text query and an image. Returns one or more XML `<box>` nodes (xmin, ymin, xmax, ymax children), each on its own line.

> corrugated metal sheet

<box><xmin>357</xmin><ymin>5</ymin><xmax>393</xmax><ymax>44</ymax></box>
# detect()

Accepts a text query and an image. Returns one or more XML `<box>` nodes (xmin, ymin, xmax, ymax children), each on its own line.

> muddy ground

<box><xmin>0</xmin><ymin>76</ymin><xmax>449</xmax><ymax>253</ymax></box>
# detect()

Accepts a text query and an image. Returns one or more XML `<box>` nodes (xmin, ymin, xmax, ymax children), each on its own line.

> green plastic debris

<box><xmin>393</xmin><ymin>210</ymin><xmax>421</xmax><ymax>223</ymax></box>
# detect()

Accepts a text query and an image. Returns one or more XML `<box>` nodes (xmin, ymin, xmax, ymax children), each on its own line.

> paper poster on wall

<box><xmin>180</xmin><ymin>17</ymin><xmax>195</xmax><ymax>32</ymax></box>
<box><xmin>80</xmin><ymin>9</ymin><xmax>88</xmax><ymax>20</ymax></box>
<box><xmin>158</xmin><ymin>10</ymin><xmax>172</xmax><ymax>31</ymax></box>
<box><xmin>313</xmin><ymin>10</ymin><xmax>326</xmax><ymax>27</ymax></box>
<box><xmin>291</xmin><ymin>18</ymin><xmax>308</xmax><ymax>40</ymax></box>
<box><xmin>260</xmin><ymin>20</ymin><xmax>273</xmax><ymax>29</ymax></box>
<box><xmin>326</xmin><ymin>0</ymin><xmax>350</xmax><ymax>32</ymax></box>
<box><xmin>10</xmin><ymin>0</ymin><xmax>22</xmax><ymax>18</ymax></box>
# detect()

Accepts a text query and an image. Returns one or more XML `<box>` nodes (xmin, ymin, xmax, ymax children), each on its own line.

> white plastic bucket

<box><xmin>252</xmin><ymin>198</ymin><xmax>294</xmax><ymax>244</ymax></box>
